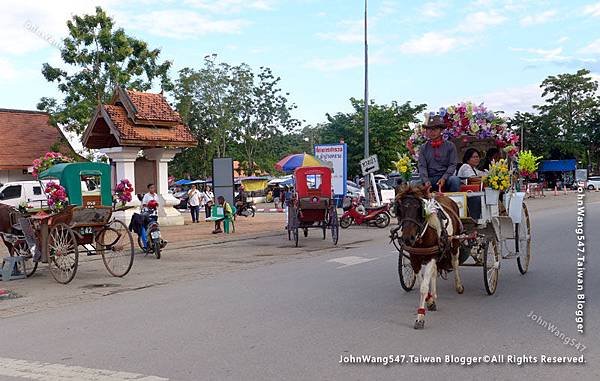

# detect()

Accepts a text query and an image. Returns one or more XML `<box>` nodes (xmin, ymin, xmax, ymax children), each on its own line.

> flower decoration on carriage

<box><xmin>114</xmin><ymin>178</ymin><xmax>134</xmax><ymax>206</ymax></box>
<box><xmin>406</xmin><ymin>102</ymin><xmax>519</xmax><ymax>158</ymax></box>
<box><xmin>32</xmin><ymin>152</ymin><xmax>74</xmax><ymax>179</ymax></box>
<box><xmin>517</xmin><ymin>150</ymin><xmax>543</xmax><ymax>179</ymax></box>
<box><xmin>392</xmin><ymin>153</ymin><xmax>415</xmax><ymax>182</ymax></box>
<box><xmin>18</xmin><ymin>201</ymin><xmax>33</xmax><ymax>213</ymax></box>
<box><xmin>483</xmin><ymin>159</ymin><xmax>511</xmax><ymax>191</ymax></box>
<box><xmin>44</xmin><ymin>181</ymin><xmax>68</xmax><ymax>211</ymax></box>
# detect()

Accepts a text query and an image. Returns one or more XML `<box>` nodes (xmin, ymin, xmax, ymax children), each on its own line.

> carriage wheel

<box><xmin>99</xmin><ymin>220</ymin><xmax>134</xmax><ymax>277</ymax></box>
<box><xmin>293</xmin><ymin>227</ymin><xmax>299</xmax><ymax>247</ymax></box>
<box><xmin>10</xmin><ymin>239</ymin><xmax>38</xmax><ymax>277</ymax></box>
<box><xmin>517</xmin><ymin>204</ymin><xmax>532</xmax><ymax>275</ymax></box>
<box><xmin>483</xmin><ymin>238</ymin><xmax>500</xmax><ymax>295</ymax></box>
<box><xmin>398</xmin><ymin>252</ymin><xmax>416</xmax><ymax>291</ymax></box>
<box><xmin>47</xmin><ymin>223</ymin><xmax>79</xmax><ymax>284</ymax></box>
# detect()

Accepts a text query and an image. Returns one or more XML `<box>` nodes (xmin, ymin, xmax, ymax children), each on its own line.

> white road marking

<box><xmin>327</xmin><ymin>256</ymin><xmax>377</xmax><ymax>268</ymax></box>
<box><xmin>0</xmin><ymin>357</ymin><xmax>168</xmax><ymax>381</ymax></box>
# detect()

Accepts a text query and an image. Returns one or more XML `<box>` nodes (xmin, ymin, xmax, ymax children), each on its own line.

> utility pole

<box><xmin>363</xmin><ymin>0</ymin><xmax>370</xmax><ymax>204</ymax></box>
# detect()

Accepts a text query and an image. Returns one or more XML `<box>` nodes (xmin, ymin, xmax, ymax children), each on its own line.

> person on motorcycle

<box><xmin>140</xmin><ymin>184</ymin><xmax>160</xmax><ymax>252</ymax></box>
<box><xmin>212</xmin><ymin>196</ymin><xmax>233</xmax><ymax>234</ymax></box>
<box><xmin>235</xmin><ymin>185</ymin><xmax>247</xmax><ymax>211</ymax></box>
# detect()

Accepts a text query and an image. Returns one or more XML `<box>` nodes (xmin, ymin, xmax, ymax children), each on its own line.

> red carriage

<box><xmin>287</xmin><ymin>166</ymin><xmax>339</xmax><ymax>247</ymax></box>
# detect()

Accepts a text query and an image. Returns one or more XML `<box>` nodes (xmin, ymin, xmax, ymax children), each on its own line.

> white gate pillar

<box><xmin>100</xmin><ymin>147</ymin><xmax>141</xmax><ymax>223</ymax></box>
<box><xmin>144</xmin><ymin>148</ymin><xmax>183</xmax><ymax>226</ymax></box>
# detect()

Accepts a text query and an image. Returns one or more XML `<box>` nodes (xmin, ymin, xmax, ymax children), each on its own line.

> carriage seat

<box><xmin>298</xmin><ymin>197</ymin><xmax>329</xmax><ymax>210</ymax></box>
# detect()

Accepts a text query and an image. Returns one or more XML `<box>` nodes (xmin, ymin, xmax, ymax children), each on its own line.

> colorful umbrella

<box><xmin>274</xmin><ymin>153</ymin><xmax>324</xmax><ymax>173</ymax></box>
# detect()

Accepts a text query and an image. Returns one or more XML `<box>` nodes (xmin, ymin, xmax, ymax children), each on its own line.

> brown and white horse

<box><xmin>393</xmin><ymin>184</ymin><xmax>463</xmax><ymax>329</ymax></box>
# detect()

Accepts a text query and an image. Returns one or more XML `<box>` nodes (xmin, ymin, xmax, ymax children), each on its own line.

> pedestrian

<box><xmin>203</xmin><ymin>185</ymin><xmax>214</xmax><ymax>218</ymax></box>
<box><xmin>187</xmin><ymin>184</ymin><xmax>201</xmax><ymax>223</ymax></box>
<box><xmin>212</xmin><ymin>196</ymin><xmax>232</xmax><ymax>234</ymax></box>
<box><xmin>273</xmin><ymin>186</ymin><xmax>281</xmax><ymax>209</ymax></box>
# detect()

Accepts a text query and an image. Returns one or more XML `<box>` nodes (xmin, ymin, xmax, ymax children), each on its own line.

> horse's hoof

<box><xmin>456</xmin><ymin>285</ymin><xmax>464</xmax><ymax>294</ymax></box>
<box><xmin>427</xmin><ymin>302</ymin><xmax>437</xmax><ymax>311</ymax></box>
<box><xmin>414</xmin><ymin>320</ymin><xmax>425</xmax><ymax>329</ymax></box>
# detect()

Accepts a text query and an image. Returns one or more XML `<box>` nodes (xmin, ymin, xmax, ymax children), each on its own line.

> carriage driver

<box><xmin>417</xmin><ymin>114</ymin><xmax>461</xmax><ymax>192</ymax></box>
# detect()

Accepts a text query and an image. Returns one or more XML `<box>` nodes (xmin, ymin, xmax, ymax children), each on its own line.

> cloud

<box><xmin>420</xmin><ymin>2</ymin><xmax>447</xmax><ymax>18</ymax></box>
<box><xmin>456</xmin><ymin>10</ymin><xmax>507</xmax><ymax>32</ymax></box>
<box><xmin>183</xmin><ymin>0</ymin><xmax>276</xmax><ymax>13</ymax></box>
<box><xmin>316</xmin><ymin>20</ymin><xmax>367</xmax><ymax>44</ymax></box>
<box><xmin>0</xmin><ymin>0</ymin><xmax>115</xmax><ymax>55</ymax></box>
<box><xmin>511</xmin><ymin>46</ymin><xmax>597</xmax><ymax>64</ymax></box>
<box><xmin>472</xmin><ymin>84</ymin><xmax>543</xmax><ymax>115</ymax></box>
<box><xmin>557</xmin><ymin>36</ymin><xmax>569</xmax><ymax>44</ymax></box>
<box><xmin>583</xmin><ymin>2</ymin><xmax>600</xmax><ymax>17</ymax></box>
<box><xmin>0</xmin><ymin>59</ymin><xmax>18</xmax><ymax>81</ymax></box>
<box><xmin>124</xmin><ymin>10</ymin><xmax>249</xmax><ymax>38</ymax></box>
<box><xmin>399</xmin><ymin>32</ymin><xmax>468</xmax><ymax>54</ymax></box>
<box><xmin>305</xmin><ymin>52</ymin><xmax>390</xmax><ymax>72</ymax></box>
<box><xmin>579</xmin><ymin>39</ymin><xmax>600</xmax><ymax>55</ymax></box>
<box><xmin>520</xmin><ymin>10</ymin><xmax>557</xmax><ymax>26</ymax></box>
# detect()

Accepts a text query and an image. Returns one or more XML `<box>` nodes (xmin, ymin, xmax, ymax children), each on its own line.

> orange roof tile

<box><xmin>125</xmin><ymin>90</ymin><xmax>181</xmax><ymax>123</ymax></box>
<box><xmin>102</xmin><ymin>104</ymin><xmax>196</xmax><ymax>147</ymax></box>
<box><xmin>0</xmin><ymin>109</ymin><xmax>76</xmax><ymax>170</ymax></box>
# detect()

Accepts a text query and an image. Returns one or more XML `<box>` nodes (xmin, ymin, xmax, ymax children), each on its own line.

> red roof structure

<box><xmin>0</xmin><ymin>109</ymin><xmax>77</xmax><ymax>170</ymax></box>
<box><xmin>83</xmin><ymin>87</ymin><xmax>197</xmax><ymax>149</ymax></box>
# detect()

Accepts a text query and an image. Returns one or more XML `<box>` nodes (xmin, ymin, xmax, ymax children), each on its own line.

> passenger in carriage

<box><xmin>479</xmin><ymin>147</ymin><xmax>502</xmax><ymax>172</ymax></box>
<box><xmin>456</xmin><ymin>148</ymin><xmax>487</xmax><ymax>179</ymax></box>
<box><xmin>417</xmin><ymin>115</ymin><xmax>461</xmax><ymax>192</ymax></box>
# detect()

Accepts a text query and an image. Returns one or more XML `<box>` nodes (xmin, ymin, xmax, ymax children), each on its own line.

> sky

<box><xmin>1</xmin><ymin>0</ymin><xmax>600</xmax><ymax>131</ymax></box>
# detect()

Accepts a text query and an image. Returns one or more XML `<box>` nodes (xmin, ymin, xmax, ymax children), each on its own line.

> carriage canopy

<box><xmin>39</xmin><ymin>162</ymin><xmax>112</xmax><ymax>207</ymax></box>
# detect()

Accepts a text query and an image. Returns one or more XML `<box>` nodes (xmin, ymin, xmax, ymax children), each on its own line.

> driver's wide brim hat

<box><xmin>423</xmin><ymin>115</ymin><xmax>446</xmax><ymax>129</ymax></box>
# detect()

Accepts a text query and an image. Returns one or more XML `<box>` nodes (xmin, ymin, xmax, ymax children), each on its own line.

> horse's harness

<box><xmin>395</xmin><ymin>194</ymin><xmax>453</xmax><ymax>259</ymax></box>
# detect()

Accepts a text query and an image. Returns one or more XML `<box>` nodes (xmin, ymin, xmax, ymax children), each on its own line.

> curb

<box><xmin>255</xmin><ymin>208</ymin><xmax>285</xmax><ymax>213</ymax></box>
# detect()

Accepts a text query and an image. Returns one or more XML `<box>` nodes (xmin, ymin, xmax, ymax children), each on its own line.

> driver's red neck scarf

<box><xmin>430</xmin><ymin>137</ymin><xmax>443</xmax><ymax>159</ymax></box>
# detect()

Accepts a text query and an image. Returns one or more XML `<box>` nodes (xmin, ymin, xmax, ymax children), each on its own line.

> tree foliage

<box><xmin>321</xmin><ymin>98</ymin><xmax>426</xmax><ymax>177</ymax></box>
<box><xmin>171</xmin><ymin>56</ymin><xmax>300</xmax><ymax>177</ymax></box>
<box><xmin>512</xmin><ymin>68</ymin><xmax>600</xmax><ymax>171</ymax></box>
<box><xmin>37</xmin><ymin>6</ymin><xmax>172</xmax><ymax>135</ymax></box>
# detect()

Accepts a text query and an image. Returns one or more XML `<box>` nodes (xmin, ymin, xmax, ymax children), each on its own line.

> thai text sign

<box><xmin>314</xmin><ymin>144</ymin><xmax>347</xmax><ymax>197</ymax></box>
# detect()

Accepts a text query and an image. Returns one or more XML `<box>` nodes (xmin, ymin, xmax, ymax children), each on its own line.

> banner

<box><xmin>314</xmin><ymin>144</ymin><xmax>347</xmax><ymax>197</ymax></box>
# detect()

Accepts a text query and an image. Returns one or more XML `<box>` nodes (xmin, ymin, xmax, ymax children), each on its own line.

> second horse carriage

<box><xmin>0</xmin><ymin>162</ymin><xmax>134</xmax><ymax>284</ymax></box>
<box><xmin>287</xmin><ymin>166</ymin><xmax>340</xmax><ymax>247</ymax></box>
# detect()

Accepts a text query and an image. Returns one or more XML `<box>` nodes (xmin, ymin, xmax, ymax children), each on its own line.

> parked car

<box><xmin>0</xmin><ymin>180</ymin><xmax>53</xmax><ymax>208</ymax></box>
<box><xmin>587</xmin><ymin>176</ymin><xmax>600</xmax><ymax>190</ymax></box>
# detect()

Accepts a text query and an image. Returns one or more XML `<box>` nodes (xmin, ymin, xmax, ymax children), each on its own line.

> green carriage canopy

<box><xmin>39</xmin><ymin>162</ymin><xmax>113</xmax><ymax>207</ymax></box>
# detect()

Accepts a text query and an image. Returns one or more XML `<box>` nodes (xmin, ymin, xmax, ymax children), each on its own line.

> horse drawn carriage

<box><xmin>0</xmin><ymin>162</ymin><xmax>134</xmax><ymax>284</ymax></box>
<box><xmin>287</xmin><ymin>166</ymin><xmax>339</xmax><ymax>247</ymax></box>
<box><xmin>392</xmin><ymin>136</ymin><xmax>531</xmax><ymax>296</ymax></box>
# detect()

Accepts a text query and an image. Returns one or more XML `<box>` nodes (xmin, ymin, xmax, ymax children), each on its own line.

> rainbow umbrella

<box><xmin>275</xmin><ymin>153</ymin><xmax>324</xmax><ymax>173</ymax></box>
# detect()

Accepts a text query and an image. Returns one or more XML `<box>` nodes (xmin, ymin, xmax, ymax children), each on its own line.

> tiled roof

<box><xmin>0</xmin><ymin>109</ymin><xmax>75</xmax><ymax>170</ymax></box>
<box><xmin>103</xmin><ymin>104</ymin><xmax>196</xmax><ymax>147</ymax></box>
<box><xmin>125</xmin><ymin>90</ymin><xmax>181</xmax><ymax>123</ymax></box>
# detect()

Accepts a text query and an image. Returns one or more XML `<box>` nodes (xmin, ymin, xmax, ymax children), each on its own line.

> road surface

<box><xmin>0</xmin><ymin>196</ymin><xmax>597</xmax><ymax>380</ymax></box>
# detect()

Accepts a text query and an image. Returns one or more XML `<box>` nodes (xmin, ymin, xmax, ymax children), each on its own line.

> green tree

<box><xmin>229</xmin><ymin>65</ymin><xmax>300</xmax><ymax>175</ymax></box>
<box><xmin>531</xmin><ymin>69</ymin><xmax>600</xmax><ymax>166</ymax></box>
<box><xmin>321</xmin><ymin>98</ymin><xmax>426</xmax><ymax>177</ymax></box>
<box><xmin>37</xmin><ymin>6</ymin><xmax>172</xmax><ymax>135</ymax></box>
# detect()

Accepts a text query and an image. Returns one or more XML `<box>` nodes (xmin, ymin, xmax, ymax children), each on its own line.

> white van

<box><xmin>0</xmin><ymin>181</ymin><xmax>54</xmax><ymax>208</ymax></box>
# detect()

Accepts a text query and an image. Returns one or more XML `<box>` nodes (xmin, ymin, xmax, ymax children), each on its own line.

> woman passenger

<box><xmin>457</xmin><ymin>148</ymin><xmax>487</xmax><ymax>179</ymax></box>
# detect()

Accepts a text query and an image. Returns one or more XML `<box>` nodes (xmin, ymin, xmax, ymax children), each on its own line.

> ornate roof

<box><xmin>83</xmin><ymin>87</ymin><xmax>197</xmax><ymax>149</ymax></box>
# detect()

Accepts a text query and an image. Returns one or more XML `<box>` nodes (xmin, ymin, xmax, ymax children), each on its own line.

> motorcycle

<box><xmin>236</xmin><ymin>201</ymin><xmax>256</xmax><ymax>218</ymax></box>
<box><xmin>339</xmin><ymin>201</ymin><xmax>391</xmax><ymax>229</ymax></box>
<box><xmin>136</xmin><ymin>200</ymin><xmax>167</xmax><ymax>259</ymax></box>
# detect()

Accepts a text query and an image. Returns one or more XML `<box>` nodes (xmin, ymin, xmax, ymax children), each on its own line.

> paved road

<box><xmin>0</xmin><ymin>198</ymin><xmax>598</xmax><ymax>380</ymax></box>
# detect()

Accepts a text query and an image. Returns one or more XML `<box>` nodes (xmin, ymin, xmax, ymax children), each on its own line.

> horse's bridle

<box><xmin>397</xmin><ymin>195</ymin><xmax>427</xmax><ymax>240</ymax></box>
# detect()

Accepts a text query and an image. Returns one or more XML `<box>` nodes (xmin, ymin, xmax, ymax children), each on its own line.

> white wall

<box><xmin>0</xmin><ymin>169</ymin><xmax>33</xmax><ymax>185</ymax></box>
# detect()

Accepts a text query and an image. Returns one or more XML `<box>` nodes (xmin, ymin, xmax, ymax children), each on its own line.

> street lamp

<box><xmin>363</xmin><ymin>0</ymin><xmax>370</xmax><ymax>203</ymax></box>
